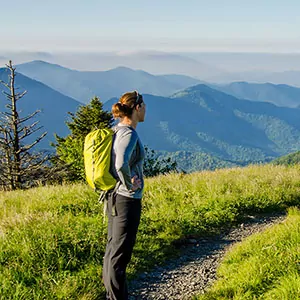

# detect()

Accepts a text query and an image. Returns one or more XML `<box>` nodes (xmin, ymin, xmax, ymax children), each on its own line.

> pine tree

<box><xmin>143</xmin><ymin>146</ymin><xmax>178</xmax><ymax>177</ymax></box>
<box><xmin>67</xmin><ymin>97</ymin><xmax>113</xmax><ymax>137</ymax></box>
<box><xmin>52</xmin><ymin>97</ymin><xmax>113</xmax><ymax>181</ymax></box>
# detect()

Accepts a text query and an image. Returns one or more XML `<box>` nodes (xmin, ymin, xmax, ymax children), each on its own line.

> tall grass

<box><xmin>0</xmin><ymin>164</ymin><xmax>299</xmax><ymax>299</ymax></box>
<box><xmin>196</xmin><ymin>207</ymin><xmax>300</xmax><ymax>300</ymax></box>
<box><xmin>0</xmin><ymin>185</ymin><xmax>105</xmax><ymax>299</ymax></box>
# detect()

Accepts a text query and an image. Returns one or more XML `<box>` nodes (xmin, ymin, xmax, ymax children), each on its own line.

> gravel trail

<box><xmin>128</xmin><ymin>213</ymin><xmax>286</xmax><ymax>300</ymax></box>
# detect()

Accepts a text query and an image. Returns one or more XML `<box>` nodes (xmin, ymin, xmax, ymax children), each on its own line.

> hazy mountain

<box><xmin>183</xmin><ymin>52</ymin><xmax>300</xmax><ymax>73</ymax></box>
<box><xmin>10</xmin><ymin>50</ymin><xmax>223</xmax><ymax>77</ymax></box>
<box><xmin>102</xmin><ymin>51</ymin><xmax>223</xmax><ymax>78</ymax></box>
<box><xmin>16</xmin><ymin>60</ymin><xmax>203</xmax><ymax>103</ymax></box>
<box><xmin>4</xmin><ymin>51</ymin><xmax>300</xmax><ymax>81</ymax></box>
<box><xmin>0</xmin><ymin>56</ymin><xmax>8</xmax><ymax>67</ymax></box>
<box><xmin>16</xmin><ymin>61</ymin><xmax>92</xmax><ymax>103</ymax></box>
<box><xmin>159</xmin><ymin>74</ymin><xmax>204</xmax><ymax>88</ymax></box>
<box><xmin>105</xmin><ymin>84</ymin><xmax>300</xmax><ymax>170</ymax></box>
<box><xmin>0</xmin><ymin>52</ymin><xmax>53</xmax><ymax>65</ymax></box>
<box><xmin>206</xmin><ymin>70</ymin><xmax>300</xmax><ymax>88</ymax></box>
<box><xmin>211</xmin><ymin>82</ymin><xmax>300</xmax><ymax>108</ymax></box>
<box><xmin>257</xmin><ymin>70</ymin><xmax>300</xmax><ymax>87</ymax></box>
<box><xmin>0</xmin><ymin>68</ymin><xmax>81</xmax><ymax>150</ymax></box>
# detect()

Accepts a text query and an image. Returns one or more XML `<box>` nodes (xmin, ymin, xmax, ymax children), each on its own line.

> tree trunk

<box><xmin>8</xmin><ymin>61</ymin><xmax>21</xmax><ymax>189</ymax></box>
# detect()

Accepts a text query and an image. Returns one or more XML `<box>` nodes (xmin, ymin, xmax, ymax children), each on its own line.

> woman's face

<box><xmin>137</xmin><ymin>102</ymin><xmax>146</xmax><ymax>122</ymax></box>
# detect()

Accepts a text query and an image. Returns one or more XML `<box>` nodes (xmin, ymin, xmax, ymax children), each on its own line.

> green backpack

<box><xmin>84</xmin><ymin>128</ymin><xmax>117</xmax><ymax>192</ymax></box>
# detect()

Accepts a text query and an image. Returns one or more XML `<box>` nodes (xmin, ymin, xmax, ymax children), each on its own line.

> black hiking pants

<box><xmin>103</xmin><ymin>193</ymin><xmax>141</xmax><ymax>300</ymax></box>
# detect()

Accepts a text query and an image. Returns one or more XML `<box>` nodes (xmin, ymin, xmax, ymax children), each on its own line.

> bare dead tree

<box><xmin>0</xmin><ymin>60</ymin><xmax>49</xmax><ymax>190</ymax></box>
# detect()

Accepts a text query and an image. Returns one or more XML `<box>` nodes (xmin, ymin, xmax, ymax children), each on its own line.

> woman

<box><xmin>103</xmin><ymin>91</ymin><xmax>146</xmax><ymax>300</ymax></box>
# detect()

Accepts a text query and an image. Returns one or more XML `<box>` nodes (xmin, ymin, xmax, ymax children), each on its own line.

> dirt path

<box><xmin>128</xmin><ymin>213</ymin><xmax>286</xmax><ymax>300</ymax></box>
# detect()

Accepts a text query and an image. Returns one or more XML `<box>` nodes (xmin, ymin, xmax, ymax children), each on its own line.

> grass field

<box><xmin>196</xmin><ymin>207</ymin><xmax>300</xmax><ymax>300</ymax></box>
<box><xmin>0</xmin><ymin>164</ymin><xmax>299</xmax><ymax>299</ymax></box>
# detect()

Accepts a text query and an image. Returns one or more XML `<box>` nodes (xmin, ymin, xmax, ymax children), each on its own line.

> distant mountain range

<box><xmin>207</xmin><ymin>70</ymin><xmax>300</xmax><ymax>88</ymax></box>
<box><xmin>104</xmin><ymin>84</ymin><xmax>300</xmax><ymax>170</ymax></box>
<box><xmin>211</xmin><ymin>82</ymin><xmax>300</xmax><ymax>108</ymax></box>
<box><xmin>183</xmin><ymin>52</ymin><xmax>300</xmax><ymax>73</ymax></box>
<box><xmin>2</xmin><ymin>60</ymin><xmax>300</xmax><ymax>171</ymax></box>
<box><xmin>6</xmin><ymin>51</ymin><xmax>223</xmax><ymax>78</ymax></box>
<box><xmin>97</xmin><ymin>51</ymin><xmax>224</xmax><ymax>78</ymax></box>
<box><xmin>16</xmin><ymin>61</ymin><xmax>203</xmax><ymax>103</ymax></box>
<box><xmin>0</xmin><ymin>68</ymin><xmax>81</xmax><ymax>150</ymax></box>
<box><xmin>4</xmin><ymin>50</ymin><xmax>300</xmax><ymax>77</ymax></box>
<box><xmin>16</xmin><ymin>60</ymin><xmax>300</xmax><ymax>109</ymax></box>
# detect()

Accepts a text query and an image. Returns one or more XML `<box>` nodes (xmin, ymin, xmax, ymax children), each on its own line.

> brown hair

<box><xmin>112</xmin><ymin>91</ymin><xmax>143</xmax><ymax>119</ymax></box>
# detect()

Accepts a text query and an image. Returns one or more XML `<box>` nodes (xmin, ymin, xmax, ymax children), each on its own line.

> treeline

<box><xmin>161</xmin><ymin>149</ymin><xmax>272</xmax><ymax>172</ymax></box>
<box><xmin>272</xmin><ymin>150</ymin><xmax>300</xmax><ymax>166</ymax></box>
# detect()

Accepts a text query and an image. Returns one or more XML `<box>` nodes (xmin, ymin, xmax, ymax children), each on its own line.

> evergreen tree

<box><xmin>52</xmin><ymin>97</ymin><xmax>113</xmax><ymax>181</ymax></box>
<box><xmin>67</xmin><ymin>97</ymin><xmax>113</xmax><ymax>138</ymax></box>
<box><xmin>143</xmin><ymin>146</ymin><xmax>178</xmax><ymax>177</ymax></box>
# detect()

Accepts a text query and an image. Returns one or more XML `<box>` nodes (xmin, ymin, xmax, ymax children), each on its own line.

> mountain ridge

<box><xmin>103</xmin><ymin>84</ymin><xmax>300</xmax><ymax>170</ymax></box>
<box><xmin>0</xmin><ymin>68</ymin><xmax>81</xmax><ymax>150</ymax></box>
<box><xmin>211</xmin><ymin>81</ymin><xmax>300</xmax><ymax>107</ymax></box>
<box><xmin>16</xmin><ymin>60</ymin><xmax>203</xmax><ymax>103</ymax></box>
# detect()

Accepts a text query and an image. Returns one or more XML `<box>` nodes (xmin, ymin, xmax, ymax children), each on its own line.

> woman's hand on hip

<box><xmin>131</xmin><ymin>175</ymin><xmax>142</xmax><ymax>191</ymax></box>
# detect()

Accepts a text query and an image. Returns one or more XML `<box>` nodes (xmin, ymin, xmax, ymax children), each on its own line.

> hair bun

<box><xmin>112</xmin><ymin>91</ymin><xmax>139</xmax><ymax>119</ymax></box>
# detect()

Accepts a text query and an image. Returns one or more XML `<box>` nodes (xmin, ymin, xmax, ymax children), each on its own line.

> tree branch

<box><xmin>18</xmin><ymin>131</ymin><xmax>47</xmax><ymax>154</ymax></box>
<box><xmin>19</xmin><ymin>125</ymin><xmax>45</xmax><ymax>140</ymax></box>
<box><xmin>2</xmin><ymin>91</ymin><xmax>13</xmax><ymax>99</ymax></box>
<box><xmin>0</xmin><ymin>80</ymin><xmax>9</xmax><ymax>89</ymax></box>
<box><xmin>18</xmin><ymin>110</ymin><xmax>40</xmax><ymax>124</ymax></box>
<box><xmin>15</xmin><ymin>90</ymin><xmax>27</xmax><ymax>100</ymax></box>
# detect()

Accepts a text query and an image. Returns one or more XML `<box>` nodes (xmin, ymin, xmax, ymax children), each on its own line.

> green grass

<box><xmin>0</xmin><ymin>185</ymin><xmax>105</xmax><ymax>299</ymax></box>
<box><xmin>0</xmin><ymin>164</ymin><xmax>300</xmax><ymax>299</ymax></box>
<box><xmin>195</xmin><ymin>207</ymin><xmax>300</xmax><ymax>300</ymax></box>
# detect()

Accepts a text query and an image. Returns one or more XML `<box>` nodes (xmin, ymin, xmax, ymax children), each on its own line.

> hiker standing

<box><xmin>103</xmin><ymin>91</ymin><xmax>146</xmax><ymax>300</ymax></box>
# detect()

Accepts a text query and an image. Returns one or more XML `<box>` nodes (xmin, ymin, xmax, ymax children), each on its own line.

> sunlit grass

<box><xmin>0</xmin><ymin>164</ymin><xmax>299</xmax><ymax>299</ymax></box>
<box><xmin>196</xmin><ymin>207</ymin><xmax>300</xmax><ymax>300</ymax></box>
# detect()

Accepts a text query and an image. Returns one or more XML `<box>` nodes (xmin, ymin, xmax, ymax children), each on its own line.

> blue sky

<box><xmin>1</xmin><ymin>0</ymin><xmax>299</xmax><ymax>52</ymax></box>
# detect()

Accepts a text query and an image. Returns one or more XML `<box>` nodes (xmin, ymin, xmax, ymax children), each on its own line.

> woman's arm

<box><xmin>114</xmin><ymin>130</ymin><xmax>138</xmax><ymax>191</ymax></box>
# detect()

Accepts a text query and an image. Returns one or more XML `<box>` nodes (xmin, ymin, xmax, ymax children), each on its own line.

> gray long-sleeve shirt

<box><xmin>111</xmin><ymin>124</ymin><xmax>145</xmax><ymax>199</ymax></box>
